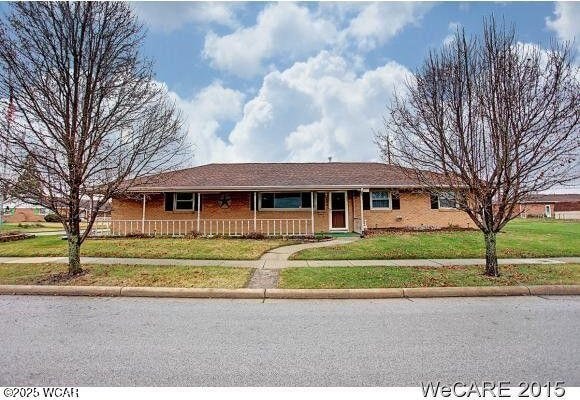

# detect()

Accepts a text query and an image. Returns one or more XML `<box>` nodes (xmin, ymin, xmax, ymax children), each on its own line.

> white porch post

<box><xmin>197</xmin><ymin>193</ymin><xmax>201</xmax><ymax>232</ymax></box>
<box><xmin>360</xmin><ymin>188</ymin><xmax>364</xmax><ymax>234</ymax></box>
<box><xmin>141</xmin><ymin>194</ymin><xmax>146</xmax><ymax>233</ymax></box>
<box><xmin>253</xmin><ymin>192</ymin><xmax>257</xmax><ymax>231</ymax></box>
<box><xmin>311</xmin><ymin>191</ymin><xmax>315</xmax><ymax>235</ymax></box>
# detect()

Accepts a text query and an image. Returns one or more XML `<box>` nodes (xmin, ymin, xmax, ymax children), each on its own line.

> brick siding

<box><xmin>112</xmin><ymin>190</ymin><xmax>473</xmax><ymax>232</ymax></box>
<box><xmin>3</xmin><ymin>208</ymin><xmax>46</xmax><ymax>223</ymax></box>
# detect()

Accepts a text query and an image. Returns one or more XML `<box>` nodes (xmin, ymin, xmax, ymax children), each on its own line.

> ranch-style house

<box><xmin>102</xmin><ymin>162</ymin><xmax>473</xmax><ymax>237</ymax></box>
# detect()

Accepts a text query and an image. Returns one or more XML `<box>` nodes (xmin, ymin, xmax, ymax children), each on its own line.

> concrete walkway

<box><xmin>0</xmin><ymin>256</ymin><xmax>578</xmax><ymax>269</ymax></box>
<box><xmin>31</xmin><ymin>231</ymin><xmax>66</xmax><ymax>236</ymax></box>
<box><xmin>260</xmin><ymin>237</ymin><xmax>359</xmax><ymax>269</ymax></box>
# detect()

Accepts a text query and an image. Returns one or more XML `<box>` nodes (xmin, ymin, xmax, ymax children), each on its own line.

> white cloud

<box><xmin>546</xmin><ymin>2</ymin><xmax>579</xmax><ymax>46</ymax></box>
<box><xmin>443</xmin><ymin>22</ymin><xmax>461</xmax><ymax>46</ymax></box>
<box><xmin>345</xmin><ymin>2</ymin><xmax>431</xmax><ymax>51</ymax></box>
<box><xmin>168</xmin><ymin>83</ymin><xmax>245</xmax><ymax>165</ymax></box>
<box><xmin>133</xmin><ymin>2</ymin><xmax>239</xmax><ymax>32</ymax></box>
<box><xmin>203</xmin><ymin>2</ymin><xmax>430</xmax><ymax>78</ymax></box>
<box><xmin>203</xmin><ymin>3</ymin><xmax>338</xmax><ymax>78</ymax></box>
<box><xmin>176</xmin><ymin>51</ymin><xmax>411</xmax><ymax>164</ymax></box>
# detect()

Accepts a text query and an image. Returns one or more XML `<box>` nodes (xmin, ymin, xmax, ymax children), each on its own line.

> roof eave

<box><xmin>126</xmin><ymin>184</ymin><xmax>460</xmax><ymax>193</ymax></box>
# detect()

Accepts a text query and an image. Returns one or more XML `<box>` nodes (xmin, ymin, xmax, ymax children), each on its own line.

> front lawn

<box><xmin>279</xmin><ymin>264</ymin><xmax>580</xmax><ymax>289</ymax></box>
<box><xmin>292</xmin><ymin>219</ymin><xmax>580</xmax><ymax>260</ymax></box>
<box><xmin>0</xmin><ymin>222</ymin><xmax>64</xmax><ymax>233</ymax></box>
<box><xmin>0</xmin><ymin>236</ymin><xmax>294</xmax><ymax>260</ymax></box>
<box><xmin>0</xmin><ymin>263</ymin><xmax>253</xmax><ymax>288</ymax></box>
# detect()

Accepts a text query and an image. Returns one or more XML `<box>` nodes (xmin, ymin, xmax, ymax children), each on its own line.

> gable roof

<box><xmin>127</xmin><ymin>162</ymin><xmax>441</xmax><ymax>192</ymax></box>
<box><xmin>521</xmin><ymin>193</ymin><xmax>580</xmax><ymax>203</ymax></box>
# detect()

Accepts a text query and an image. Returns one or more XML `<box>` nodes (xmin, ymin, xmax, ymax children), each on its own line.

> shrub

<box><xmin>243</xmin><ymin>231</ymin><xmax>266</xmax><ymax>240</ymax></box>
<box><xmin>44</xmin><ymin>213</ymin><xmax>60</xmax><ymax>222</ymax></box>
<box><xmin>314</xmin><ymin>232</ymin><xmax>326</xmax><ymax>241</ymax></box>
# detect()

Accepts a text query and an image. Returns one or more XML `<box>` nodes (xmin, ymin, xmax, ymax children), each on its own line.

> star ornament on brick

<box><xmin>218</xmin><ymin>194</ymin><xmax>232</xmax><ymax>209</ymax></box>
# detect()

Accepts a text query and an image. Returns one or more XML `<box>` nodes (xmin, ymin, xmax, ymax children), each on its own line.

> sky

<box><xmin>0</xmin><ymin>1</ymin><xmax>578</xmax><ymax>176</ymax></box>
<box><xmin>125</xmin><ymin>1</ymin><xmax>579</xmax><ymax>170</ymax></box>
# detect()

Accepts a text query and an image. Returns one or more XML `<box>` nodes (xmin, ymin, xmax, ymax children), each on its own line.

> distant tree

<box><xmin>11</xmin><ymin>156</ymin><xmax>42</xmax><ymax>200</ymax></box>
<box><xmin>0</xmin><ymin>3</ymin><xmax>187</xmax><ymax>275</ymax></box>
<box><xmin>377</xmin><ymin>18</ymin><xmax>579</xmax><ymax>276</ymax></box>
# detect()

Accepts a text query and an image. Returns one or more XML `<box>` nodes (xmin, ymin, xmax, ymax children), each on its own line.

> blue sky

<box><xmin>128</xmin><ymin>1</ymin><xmax>578</xmax><ymax>167</ymax></box>
<box><xmin>1</xmin><ymin>2</ymin><xmax>578</xmax><ymax>169</ymax></box>
<box><xmin>141</xmin><ymin>2</ymin><xmax>558</xmax><ymax>99</ymax></box>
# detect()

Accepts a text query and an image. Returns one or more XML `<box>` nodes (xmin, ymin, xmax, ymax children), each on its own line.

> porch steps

<box><xmin>325</xmin><ymin>232</ymin><xmax>361</xmax><ymax>238</ymax></box>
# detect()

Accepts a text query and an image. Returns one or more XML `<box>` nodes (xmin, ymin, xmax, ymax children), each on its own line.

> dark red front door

<box><xmin>331</xmin><ymin>192</ymin><xmax>346</xmax><ymax>229</ymax></box>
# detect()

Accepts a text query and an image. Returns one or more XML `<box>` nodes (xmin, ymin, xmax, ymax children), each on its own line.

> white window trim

<box><xmin>173</xmin><ymin>192</ymin><xmax>195</xmax><ymax>212</ymax></box>
<box><xmin>438</xmin><ymin>191</ymin><xmax>457</xmax><ymax>210</ymax></box>
<box><xmin>258</xmin><ymin>192</ymin><xmax>312</xmax><ymax>211</ymax></box>
<box><xmin>370</xmin><ymin>190</ymin><xmax>392</xmax><ymax>210</ymax></box>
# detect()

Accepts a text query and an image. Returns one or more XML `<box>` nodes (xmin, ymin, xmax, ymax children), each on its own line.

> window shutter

<box><xmin>363</xmin><ymin>192</ymin><xmax>370</xmax><ymax>210</ymax></box>
<box><xmin>316</xmin><ymin>192</ymin><xmax>325</xmax><ymax>211</ymax></box>
<box><xmin>430</xmin><ymin>194</ymin><xmax>439</xmax><ymax>209</ymax></box>
<box><xmin>164</xmin><ymin>193</ymin><xmax>174</xmax><ymax>211</ymax></box>
<box><xmin>249</xmin><ymin>193</ymin><xmax>254</xmax><ymax>211</ymax></box>
<box><xmin>392</xmin><ymin>192</ymin><xmax>400</xmax><ymax>210</ymax></box>
<box><xmin>301</xmin><ymin>192</ymin><xmax>312</xmax><ymax>208</ymax></box>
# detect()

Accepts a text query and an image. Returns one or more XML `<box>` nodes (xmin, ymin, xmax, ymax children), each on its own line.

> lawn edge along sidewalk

<box><xmin>0</xmin><ymin>284</ymin><xmax>579</xmax><ymax>299</ymax></box>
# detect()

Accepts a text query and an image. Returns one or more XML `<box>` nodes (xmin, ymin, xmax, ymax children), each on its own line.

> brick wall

<box><xmin>355</xmin><ymin>191</ymin><xmax>473</xmax><ymax>230</ymax></box>
<box><xmin>111</xmin><ymin>190</ymin><xmax>473</xmax><ymax>233</ymax></box>
<box><xmin>555</xmin><ymin>201</ymin><xmax>580</xmax><ymax>212</ymax></box>
<box><xmin>3</xmin><ymin>208</ymin><xmax>46</xmax><ymax>223</ymax></box>
<box><xmin>520</xmin><ymin>203</ymin><xmax>553</xmax><ymax>217</ymax></box>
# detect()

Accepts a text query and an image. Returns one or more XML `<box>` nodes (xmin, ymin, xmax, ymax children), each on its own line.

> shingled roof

<box><xmin>127</xmin><ymin>162</ymin><xmax>439</xmax><ymax>192</ymax></box>
<box><xmin>521</xmin><ymin>193</ymin><xmax>580</xmax><ymax>203</ymax></box>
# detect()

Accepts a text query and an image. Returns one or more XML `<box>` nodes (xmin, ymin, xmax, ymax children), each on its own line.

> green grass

<box><xmin>0</xmin><ymin>222</ymin><xmax>64</xmax><ymax>233</ymax></box>
<box><xmin>0</xmin><ymin>263</ymin><xmax>253</xmax><ymax>288</ymax></box>
<box><xmin>0</xmin><ymin>236</ymin><xmax>294</xmax><ymax>260</ymax></box>
<box><xmin>279</xmin><ymin>264</ymin><xmax>580</xmax><ymax>289</ymax></box>
<box><xmin>292</xmin><ymin>219</ymin><xmax>580</xmax><ymax>260</ymax></box>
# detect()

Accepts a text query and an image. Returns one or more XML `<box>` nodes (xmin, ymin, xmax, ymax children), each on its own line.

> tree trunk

<box><xmin>484</xmin><ymin>231</ymin><xmax>499</xmax><ymax>277</ymax></box>
<box><xmin>67</xmin><ymin>220</ymin><xmax>82</xmax><ymax>276</ymax></box>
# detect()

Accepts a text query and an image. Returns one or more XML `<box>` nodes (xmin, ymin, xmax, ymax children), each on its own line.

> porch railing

<box><xmin>90</xmin><ymin>218</ymin><xmax>313</xmax><ymax>237</ymax></box>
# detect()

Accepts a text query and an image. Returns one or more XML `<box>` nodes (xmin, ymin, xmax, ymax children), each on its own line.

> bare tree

<box><xmin>0</xmin><ymin>3</ymin><xmax>188</xmax><ymax>275</ymax></box>
<box><xmin>377</xmin><ymin>18</ymin><xmax>579</xmax><ymax>276</ymax></box>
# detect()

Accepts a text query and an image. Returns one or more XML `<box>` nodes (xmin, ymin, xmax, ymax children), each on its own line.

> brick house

<box><xmin>1</xmin><ymin>200</ymin><xmax>49</xmax><ymax>223</ymax></box>
<box><xmin>105</xmin><ymin>162</ymin><xmax>473</xmax><ymax>237</ymax></box>
<box><xmin>516</xmin><ymin>193</ymin><xmax>580</xmax><ymax>220</ymax></box>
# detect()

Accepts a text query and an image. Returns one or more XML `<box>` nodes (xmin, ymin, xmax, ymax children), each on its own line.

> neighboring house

<box><xmin>1</xmin><ymin>200</ymin><xmax>49</xmax><ymax>223</ymax></box>
<box><xmin>106</xmin><ymin>162</ymin><xmax>473</xmax><ymax>237</ymax></box>
<box><xmin>77</xmin><ymin>199</ymin><xmax>112</xmax><ymax>221</ymax></box>
<box><xmin>1</xmin><ymin>199</ymin><xmax>111</xmax><ymax>224</ymax></box>
<box><xmin>517</xmin><ymin>193</ymin><xmax>580</xmax><ymax>220</ymax></box>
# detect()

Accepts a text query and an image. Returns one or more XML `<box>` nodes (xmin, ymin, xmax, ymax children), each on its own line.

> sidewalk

<box><xmin>0</xmin><ymin>256</ymin><xmax>578</xmax><ymax>269</ymax></box>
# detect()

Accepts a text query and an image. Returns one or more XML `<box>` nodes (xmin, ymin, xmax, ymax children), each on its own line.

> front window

<box><xmin>371</xmin><ymin>191</ymin><xmax>391</xmax><ymax>209</ymax></box>
<box><xmin>260</xmin><ymin>192</ymin><xmax>311</xmax><ymax>210</ymax></box>
<box><xmin>174</xmin><ymin>192</ymin><xmax>195</xmax><ymax>210</ymax></box>
<box><xmin>438</xmin><ymin>192</ymin><xmax>456</xmax><ymax>209</ymax></box>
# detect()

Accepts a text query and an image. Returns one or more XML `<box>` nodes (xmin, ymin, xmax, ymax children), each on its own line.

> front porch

<box><xmin>103</xmin><ymin>190</ymin><xmax>369</xmax><ymax>237</ymax></box>
<box><xmin>91</xmin><ymin>218</ymin><xmax>315</xmax><ymax>237</ymax></box>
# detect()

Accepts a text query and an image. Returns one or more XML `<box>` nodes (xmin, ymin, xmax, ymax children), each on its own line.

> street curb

<box><xmin>0</xmin><ymin>284</ymin><xmax>578</xmax><ymax>299</ymax></box>
<box><xmin>527</xmin><ymin>285</ymin><xmax>580</xmax><ymax>296</ymax></box>
<box><xmin>120</xmin><ymin>286</ymin><xmax>265</xmax><ymax>299</ymax></box>
<box><xmin>265</xmin><ymin>288</ymin><xmax>404</xmax><ymax>299</ymax></box>
<box><xmin>402</xmin><ymin>286</ymin><xmax>531</xmax><ymax>298</ymax></box>
<box><xmin>0</xmin><ymin>285</ymin><xmax>121</xmax><ymax>297</ymax></box>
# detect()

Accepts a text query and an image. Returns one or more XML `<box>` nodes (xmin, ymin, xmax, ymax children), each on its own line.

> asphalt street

<box><xmin>0</xmin><ymin>295</ymin><xmax>578</xmax><ymax>386</ymax></box>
